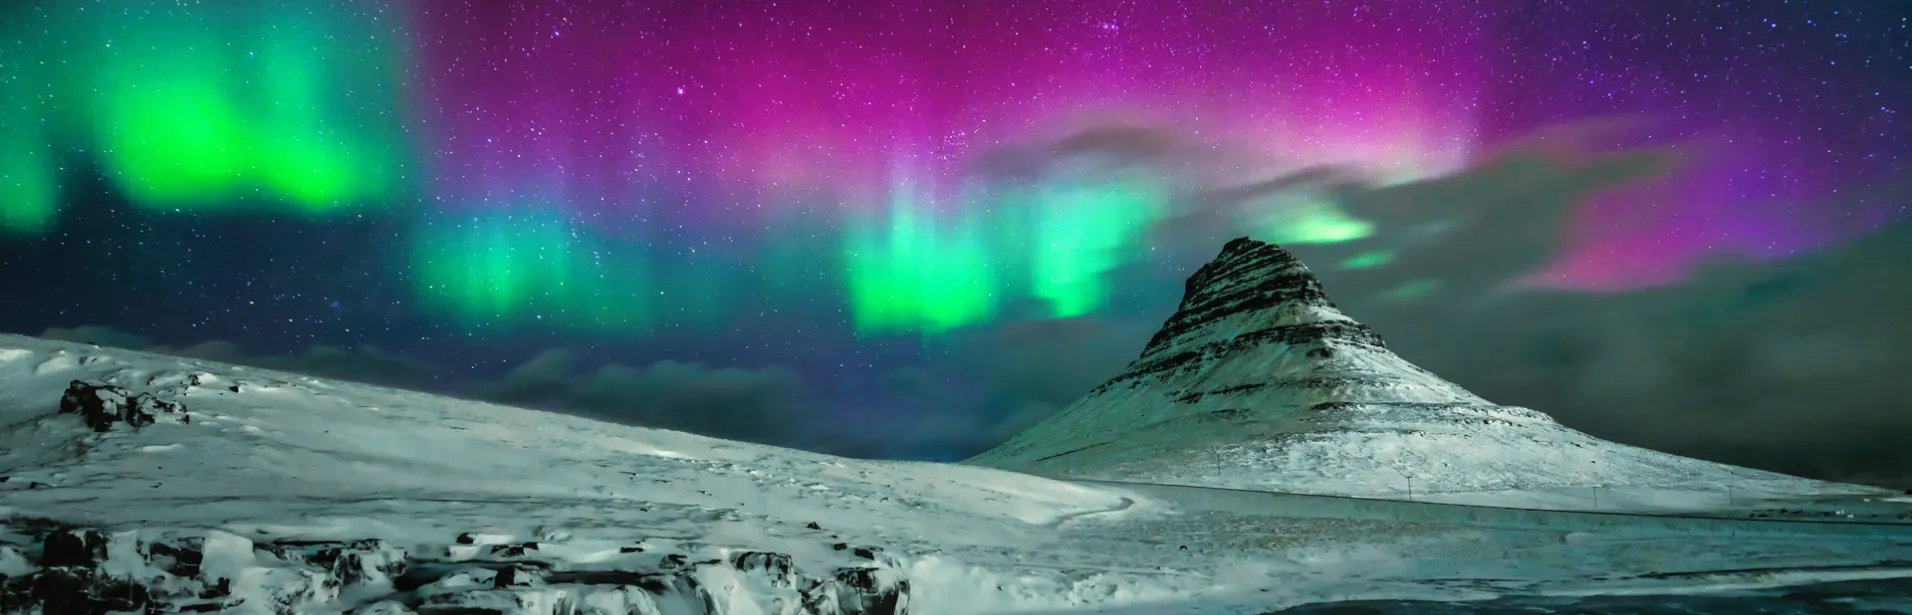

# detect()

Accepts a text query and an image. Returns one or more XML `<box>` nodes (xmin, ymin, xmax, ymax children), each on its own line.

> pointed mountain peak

<box><xmin>973</xmin><ymin>237</ymin><xmax>1473</xmax><ymax>473</ymax></box>
<box><xmin>1095</xmin><ymin>238</ymin><xmax>1391</xmax><ymax>402</ymax></box>
<box><xmin>968</xmin><ymin>237</ymin><xmax>1860</xmax><ymax>505</ymax></box>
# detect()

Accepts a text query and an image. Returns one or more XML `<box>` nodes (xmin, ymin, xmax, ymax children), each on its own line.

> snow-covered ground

<box><xmin>3</xmin><ymin>333</ymin><xmax>1911</xmax><ymax>615</ymax></box>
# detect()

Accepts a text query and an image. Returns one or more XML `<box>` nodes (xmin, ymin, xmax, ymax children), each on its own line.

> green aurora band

<box><xmin>411</xmin><ymin>214</ymin><xmax>659</xmax><ymax>333</ymax></box>
<box><xmin>844</xmin><ymin>181</ymin><xmax>1001</xmax><ymax>336</ymax></box>
<box><xmin>1</xmin><ymin>1</ymin><xmax>1390</xmax><ymax>338</ymax></box>
<box><xmin>413</xmin><ymin>183</ymin><xmax>1382</xmax><ymax>337</ymax></box>
<box><xmin>0</xmin><ymin>0</ymin><xmax>411</xmax><ymax>233</ymax></box>
<box><xmin>1027</xmin><ymin>178</ymin><xmax>1171</xmax><ymax>319</ymax></box>
<box><xmin>411</xmin><ymin>213</ymin><xmax>752</xmax><ymax>334</ymax></box>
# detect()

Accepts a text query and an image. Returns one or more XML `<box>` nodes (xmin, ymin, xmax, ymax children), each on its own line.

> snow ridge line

<box><xmin>1064</xmin><ymin>478</ymin><xmax>1912</xmax><ymax>535</ymax></box>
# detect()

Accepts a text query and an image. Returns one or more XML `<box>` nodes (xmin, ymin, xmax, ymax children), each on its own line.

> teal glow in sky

<box><xmin>1</xmin><ymin>0</ymin><xmax>1902</xmax><ymax>340</ymax></box>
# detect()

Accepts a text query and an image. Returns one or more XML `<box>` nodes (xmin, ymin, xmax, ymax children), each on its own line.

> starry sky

<box><xmin>1</xmin><ymin>1</ymin><xmax>1908</xmax><ymax>479</ymax></box>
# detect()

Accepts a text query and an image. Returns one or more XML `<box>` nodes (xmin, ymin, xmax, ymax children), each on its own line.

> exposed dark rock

<box><xmin>1095</xmin><ymin>322</ymin><xmax>1384</xmax><ymax>395</ymax></box>
<box><xmin>1084</xmin><ymin>236</ymin><xmax>1391</xmax><ymax>390</ymax></box>
<box><xmin>1173</xmin><ymin>383</ymin><xmax>1268</xmax><ymax>404</ymax></box>
<box><xmin>806</xmin><ymin>522</ymin><xmax>823</xmax><ymax>530</ymax></box>
<box><xmin>58</xmin><ymin>381</ymin><xmax>149</xmax><ymax>432</ymax></box>
<box><xmin>831</xmin><ymin>567</ymin><xmax>911</xmax><ymax>615</ymax></box>
<box><xmin>970</xmin><ymin>237</ymin><xmax>1514</xmax><ymax>473</ymax></box>
<box><xmin>27</xmin><ymin>565</ymin><xmax>151</xmax><ymax>615</ymax></box>
<box><xmin>733</xmin><ymin>551</ymin><xmax>797</xmax><ymax>588</ymax></box>
<box><xmin>199</xmin><ymin>577</ymin><xmax>232</xmax><ymax>600</ymax></box>
<box><xmin>489</xmin><ymin>568</ymin><xmax>523</xmax><ymax>589</ymax></box>
<box><xmin>484</xmin><ymin>542</ymin><xmax>537</xmax><ymax>557</ymax></box>
<box><xmin>310</xmin><ymin>540</ymin><xmax>407</xmax><ymax>589</ymax></box>
<box><xmin>56</xmin><ymin>380</ymin><xmax>189</xmax><ymax>434</ymax></box>
<box><xmin>38</xmin><ymin>530</ymin><xmax>107</xmax><ymax>568</ymax></box>
<box><xmin>147</xmin><ymin>538</ymin><xmax>205</xmax><ymax>577</ymax></box>
<box><xmin>1</xmin><ymin>524</ymin><xmax>913</xmax><ymax>615</ymax></box>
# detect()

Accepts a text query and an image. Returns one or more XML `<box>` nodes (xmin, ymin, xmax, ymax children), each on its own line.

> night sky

<box><xmin>1</xmin><ymin>1</ymin><xmax>1908</xmax><ymax>480</ymax></box>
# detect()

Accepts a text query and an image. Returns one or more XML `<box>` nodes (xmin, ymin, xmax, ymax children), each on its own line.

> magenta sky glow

<box><xmin>402</xmin><ymin>1</ymin><xmax>1902</xmax><ymax>291</ymax></box>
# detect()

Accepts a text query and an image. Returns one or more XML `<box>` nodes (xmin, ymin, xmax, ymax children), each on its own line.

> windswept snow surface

<box><xmin>967</xmin><ymin>239</ymin><xmax>1889</xmax><ymax>514</ymax></box>
<box><xmin>3</xmin><ymin>334</ymin><xmax>1911</xmax><ymax>615</ymax></box>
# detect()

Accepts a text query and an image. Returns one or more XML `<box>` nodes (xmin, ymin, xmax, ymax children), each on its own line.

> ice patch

<box><xmin>603</xmin><ymin>439</ymin><xmax>695</xmax><ymax>459</ymax></box>
<box><xmin>0</xmin><ymin>546</ymin><xmax>34</xmax><ymax>576</ymax></box>
<box><xmin>34</xmin><ymin>352</ymin><xmax>78</xmax><ymax>375</ymax></box>
<box><xmin>0</xmin><ymin>348</ymin><xmax>30</xmax><ymax>365</ymax></box>
<box><xmin>903</xmin><ymin>555</ymin><xmax>1209</xmax><ymax>615</ymax></box>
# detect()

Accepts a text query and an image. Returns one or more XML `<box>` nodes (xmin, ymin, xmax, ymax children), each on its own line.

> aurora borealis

<box><xmin>2</xmin><ymin>1</ymin><xmax>1908</xmax><ymax>469</ymax></box>
<box><xmin>6</xmin><ymin>0</ymin><xmax>1492</xmax><ymax>334</ymax></box>
<box><xmin>1</xmin><ymin>2</ymin><xmax>413</xmax><ymax>223</ymax></box>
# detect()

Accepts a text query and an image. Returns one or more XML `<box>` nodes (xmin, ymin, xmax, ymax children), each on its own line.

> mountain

<box><xmin>1</xmin><ymin>328</ymin><xmax>1910</xmax><ymax>615</ymax></box>
<box><xmin>0</xmin><ymin>335</ymin><xmax>1144</xmax><ymax>615</ymax></box>
<box><xmin>966</xmin><ymin>237</ymin><xmax>1880</xmax><ymax>511</ymax></box>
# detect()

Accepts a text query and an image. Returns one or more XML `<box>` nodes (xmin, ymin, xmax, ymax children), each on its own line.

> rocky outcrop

<box><xmin>969</xmin><ymin>237</ymin><xmax>1496</xmax><ymax>472</ymax></box>
<box><xmin>7</xmin><ymin>377</ymin><xmax>916</xmax><ymax>615</ymax></box>
<box><xmin>1093</xmin><ymin>237</ymin><xmax>1389</xmax><ymax>396</ymax></box>
<box><xmin>0</xmin><ymin>526</ymin><xmax>910</xmax><ymax>615</ymax></box>
<box><xmin>58</xmin><ymin>380</ymin><xmax>190</xmax><ymax>432</ymax></box>
<box><xmin>965</xmin><ymin>237</ymin><xmax>1859</xmax><ymax>501</ymax></box>
<box><xmin>1081</xmin><ymin>236</ymin><xmax>1445</xmax><ymax>410</ymax></box>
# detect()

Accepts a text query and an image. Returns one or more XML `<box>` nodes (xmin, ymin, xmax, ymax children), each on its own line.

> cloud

<box><xmin>873</xmin><ymin>120</ymin><xmax>1692</xmax><ymax>461</ymax></box>
<box><xmin>1279</xmin><ymin>167</ymin><xmax>1912</xmax><ymax>485</ymax></box>
<box><xmin>849</xmin><ymin>317</ymin><xmax>1162</xmax><ymax>460</ymax></box>
<box><xmin>167</xmin><ymin>340</ymin><xmax>440</xmax><ymax>387</ymax></box>
<box><xmin>949</xmin><ymin>317</ymin><xmax>1155</xmax><ymax>408</ymax></box>
<box><xmin>1380</xmin><ymin>215</ymin><xmax>1912</xmax><ymax>486</ymax></box>
<box><xmin>22</xmin><ymin>119</ymin><xmax>1911</xmax><ymax>486</ymax></box>
<box><xmin>478</xmin><ymin>348</ymin><xmax>811</xmax><ymax>445</ymax></box>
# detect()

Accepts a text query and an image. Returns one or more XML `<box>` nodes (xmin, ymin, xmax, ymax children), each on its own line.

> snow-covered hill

<box><xmin>0</xmin><ymin>334</ymin><xmax>1170</xmax><ymax>614</ymax></box>
<box><xmin>966</xmin><ymin>238</ymin><xmax>1884</xmax><ymax>511</ymax></box>
<box><xmin>1</xmin><ymin>326</ymin><xmax>1909</xmax><ymax>615</ymax></box>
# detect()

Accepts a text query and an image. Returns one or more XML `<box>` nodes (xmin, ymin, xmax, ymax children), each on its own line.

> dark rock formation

<box><xmin>967</xmin><ymin>236</ymin><xmax>1839</xmax><ymax>499</ymax></box>
<box><xmin>0</xmin><ymin>525</ymin><xmax>912</xmax><ymax>615</ymax></box>
<box><xmin>1092</xmin><ymin>237</ymin><xmax>1387</xmax><ymax>396</ymax></box>
<box><xmin>965</xmin><ymin>236</ymin><xmax>1539</xmax><ymax>479</ymax></box>
<box><xmin>37</xmin><ymin>530</ymin><xmax>107</xmax><ymax>568</ymax></box>
<box><xmin>57</xmin><ymin>380</ymin><xmax>189</xmax><ymax>433</ymax></box>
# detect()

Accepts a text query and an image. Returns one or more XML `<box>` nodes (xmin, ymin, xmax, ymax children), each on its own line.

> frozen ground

<box><xmin>2</xmin><ymin>333</ymin><xmax>1911</xmax><ymax>615</ymax></box>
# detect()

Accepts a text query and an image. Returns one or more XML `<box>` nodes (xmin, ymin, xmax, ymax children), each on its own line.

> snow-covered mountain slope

<box><xmin>966</xmin><ymin>238</ymin><xmax>1885</xmax><ymax>511</ymax></box>
<box><xmin>3</xmin><ymin>333</ymin><xmax>1910</xmax><ymax>615</ymax></box>
<box><xmin>0</xmin><ymin>334</ymin><xmax>1162</xmax><ymax>615</ymax></box>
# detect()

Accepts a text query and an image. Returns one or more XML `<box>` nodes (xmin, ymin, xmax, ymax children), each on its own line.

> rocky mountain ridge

<box><xmin>968</xmin><ymin>238</ymin><xmax>1873</xmax><ymax>507</ymax></box>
